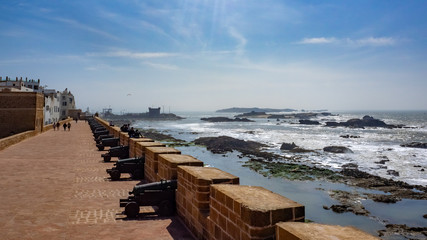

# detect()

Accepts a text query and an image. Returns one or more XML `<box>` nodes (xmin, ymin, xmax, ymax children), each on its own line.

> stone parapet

<box><xmin>157</xmin><ymin>154</ymin><xmax>204</xmax><ymax>180</ymax></box>
<box><xmin>145</xmin><ymin>147</ymin><xmax>181</xmax><ymax>182</ymax></box>
<box><xmin>119</xmin><ymin>131</ymin><xmax>129</xmax><ymax>146</ymax></box>
<box><xmin>177</xmin><ymin>166</ymin><xmax>239</xmax><ymax>239</ymax></box>
<box><xmin>134</xmin><ymin>141</ymin><xmax>166</xmax><ymax>160</ymax></box>
<box><xmin>129</xmin><ymin>138</ymin><xmax>154</xmax><ymax>157</ymax></box>
<box><xmin>276</xmin><ymin>222</ymin><xmax>380</xmax><ymax>240</ymax></box>
<box><xmin>208</xmin><ymin>185</ymin><xmax>305</xmax><ymax>240</ymax></box>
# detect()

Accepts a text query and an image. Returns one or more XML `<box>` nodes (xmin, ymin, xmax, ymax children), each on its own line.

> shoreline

<box><xmin>133</xmin><ymin>128</ymin><xmax>427</xmax><ymax>239</ymax></box>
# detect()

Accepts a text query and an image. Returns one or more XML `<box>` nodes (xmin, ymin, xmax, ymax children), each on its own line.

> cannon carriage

<box><xmin>96</xmin><ymin>137</ymin><xmax>120</xmax><ymax>151</ymax></box>
<box><xmin>106</xmin><ymin>157</ymin><xmax>144</xmax><ymax>180</ymax></box>
<box><xmin>101</xmin><ymin>145</ymin><xmax>129</xmax><ymax>161</ymax></box>
<box><xmin>120</xmin><ymin>180</ymin><xmax>177</xmax><ymax>218</ymax></box>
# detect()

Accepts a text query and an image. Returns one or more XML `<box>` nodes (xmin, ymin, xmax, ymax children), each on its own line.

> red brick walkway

<box><xmin>0</xmin><ymin>121</ymin><xmax>193</xmax><ymax>240</ymax></box>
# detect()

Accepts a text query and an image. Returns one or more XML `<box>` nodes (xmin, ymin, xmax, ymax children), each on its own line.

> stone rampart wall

<box><xmin>95</xmin><ymin>117</ymin><xmax>379</xmax><ymax>240</ymax></box>
<box><xmin>0</xmin><ymin>118</ymin><xmax>72</xmax><ymax>151</ymax></box>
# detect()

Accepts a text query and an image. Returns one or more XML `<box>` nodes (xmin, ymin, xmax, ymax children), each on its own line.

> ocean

<box><xmin>131</xmin><ymin>110</ymin><xmax>427</xmax><ymax>239</ymax></box>
<box><xmin>133</xmin><ymin>110</ymin><xmax>427</xmax><ymax>186</ymax></box>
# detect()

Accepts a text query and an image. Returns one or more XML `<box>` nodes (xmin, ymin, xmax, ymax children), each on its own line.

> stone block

<box><xmin>275</xmin><ymin>222</ymin><xmax>380</xmax><ymax>240</ymax></box>
<box><xmin>211</xmin><ymin>185</ymin><xmax>304</xmax><ymax>239</ymax></box>
<box><xmin>129</xmin><ymin>138</ymin><xmax>153</xmax><ymax>157</ymax></box>
<box><xmin>158</xmin><ymin>154</ymin><xmax>203</xmax><ymax>180</ymax></box>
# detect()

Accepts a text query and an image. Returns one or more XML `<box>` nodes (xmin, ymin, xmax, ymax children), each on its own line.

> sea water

<box><xmin>132</xmin><ymin>111</ymin><xmax>427</xmax><ymax>238</ymax></box>
<box><xmin>133</xmin><ymin>110</ymin><xmax>427</xmax><ymax>186</ymax></box>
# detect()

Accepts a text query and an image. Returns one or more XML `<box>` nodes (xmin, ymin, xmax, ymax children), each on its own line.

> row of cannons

<box><xmin>88</xmin><ymin>118</ymin><xmax>176</xmax><ymax>218</ymax></box>
<box><xmin>87</xmin><ymin>117</ymin><xmax>379</xmax><ymax>240</ymax></box>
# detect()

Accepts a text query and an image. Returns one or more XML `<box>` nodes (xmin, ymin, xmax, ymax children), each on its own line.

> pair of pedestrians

<box><xmin>63</xmin><ymin>122</ymin><xmax>71</xmax><ymax>131</ymax></box>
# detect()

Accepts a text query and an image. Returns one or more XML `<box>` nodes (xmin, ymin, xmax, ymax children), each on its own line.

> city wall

<box><xmin>0</xmin><ymin>118</ymin><xmax>72</xmax><ymax>151</ymax></box>
<box><xmin>95</xmin><ymin>117</ymin><xmax>379</xmax><ymax>240</ymax></box>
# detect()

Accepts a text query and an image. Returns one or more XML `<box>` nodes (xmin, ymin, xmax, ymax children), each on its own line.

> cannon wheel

<box><xmin>132</xmin><ymin>169</ymin><xmax>143</xmax><ymax>179</ymax></box>
<box><xmin>103</xmin><ymin>155</ymin><xmax>111</xmax><ymax>162</ymax></box>
<box><xmin>125</xmin><ymin>202</ymin><xmax>139</xmax><ymax>218</ymax></box>
<box><xmin>158</xmin><ymin>200</ymin><xmax>174</xmax><ymax>217</ymax></box>
<box><xmin>110</xmin><ymin>170</ymin><xmax>120</xmax><ymax>181</ymax></box>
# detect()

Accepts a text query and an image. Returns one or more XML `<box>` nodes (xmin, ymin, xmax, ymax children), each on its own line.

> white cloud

<box><xmin>298</xmin><ymin>37</ymin><xmax>396</xmax><ymax>47</ymax></box>
<box><xmin>352</xmin><ymin>37</ymin><xmax>396</xmax><ymax>46</ymax></box>
<box><xmin>143</xmin><ymin>61</ymin><xmax>179</xmax><ymax>70</ymax></box>
<box><xmin>228</xmin><ymin>27</ymin><xmax>247</xmax><ymax>55</ymax></box>
<box><xmin>298</xmin><ymin>37</ymin><xmax>337</xmax><ymax>44</ymax></box>
<box><xmin>53</xmin><ymin>17</ymin><xmax>121</xmax><ymax>41</ymax></box>
<box><xmin>87</xmin><ymin>50</ymin><xmax>178</xmax><ymax>59</ymax></box>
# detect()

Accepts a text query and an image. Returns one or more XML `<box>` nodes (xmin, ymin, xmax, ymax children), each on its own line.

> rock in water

<box><xmin>280</xmin><ymin>142</ymin><xmax>298</xmax><ymax>150</ymax></box>
<box><xmin>400</xmin><ymin>142</ymin><xmax>427</xmax><ymax>149</ymax></box>
<box><xmin>323</xmin><ymin>146</ymin><xmax>353</xmax><ymax>153</ymax></box>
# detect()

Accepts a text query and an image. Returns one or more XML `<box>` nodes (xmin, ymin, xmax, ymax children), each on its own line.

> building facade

<box><xmin>0</xmin><ymin>77</ymin><xmax>80</xmax><ymax>136</ymax></box>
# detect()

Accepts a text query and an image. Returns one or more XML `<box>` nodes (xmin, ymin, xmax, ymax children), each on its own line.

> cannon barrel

<box><xmin>130</xmin><ymin>180</ymin><xmax>177</xmax><ymax>195</ymax></box>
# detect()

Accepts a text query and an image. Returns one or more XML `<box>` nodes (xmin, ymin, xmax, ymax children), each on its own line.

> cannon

<box><xmin>93</xmin><ymin>130</ymin><xmax>109</xmax><ymax>139</ymax></box>
<box><xmin>106</xmin><ymin>157</ymin><xmax>144</xmax><ymax>180</ymax></box>
<box><xmin>101</xmin><ymin>145</ymin><xmax>129</xmax><ymax>161</ymax></box>
<box><xmin>96</xmin><ymin>137</ymin><xmax>120</xmax><ymax>151</ymax></box>
<box><xmin>95</xmin><ymin>134</ymin><xmax>114</xmax><ymax>144</ymax></box>
<box><xmin>120</xmin><ymin>180</ymin><xmax>177</xmax><ymax>218</ymax></box>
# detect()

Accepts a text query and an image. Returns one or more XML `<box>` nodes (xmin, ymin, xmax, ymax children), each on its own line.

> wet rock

<box><xmin>280</xmin><ymin>142</ymin><xmax>298</xmax><ymax>151</ymax></box>
<box><xmin>326</xmin><ymin>115</ymin><xmax>401</xmax><ymax>128</ymax></box>
<box><xmin>194</xmin><ymin>136</ymin><xmax>266</xmax><ymax>155</ymax></box>
<box><xmin>340</xmin><ymin>135</ymin><xmax>361</xmax><ymax>138</ymax></box>
<box><xmin>400</xmin><ymin>142</ymin><xmax>427</xmax><ymax>149</ymax></box>
<box><xmin>327</xmin><ymin>190</ymin><xmax>370</xmax><ymax>216</ymax></box>
<box><xmin>323</xmin><ymin>146</ymin><xmax>353</xmax><ymax>153</ymax></box>
<box><xmin>387</xmin><ymin>170</ymin><xmax>400</xmax><ymax>177</ymax></box>
<box><xmin>200</xmin><ymin>117</ymin><xmax>254</xmax><ymax>122</ymax></box>
<box><xmin>370</xmin><ymin>194</ymin><xmax>400</xmax><ymax>203</ymax></box>
<box><xmin>377</xmin><ymin>224</ymin><xmax>427</xmax><ymax>239</ymax></box>
<box><xmin>342</xmin><ymin>163</ymin><xmax>358</xmax><ymax>169</ymax></box>
<box><xmin>375</xmin><ymin>157</ymin><xmax>390</xmax><ymax>164</ymax></box>
<box><xmin>299</xmin><ymin>119</ymin><xmax>320</xmax><ymax>125</ymax></box>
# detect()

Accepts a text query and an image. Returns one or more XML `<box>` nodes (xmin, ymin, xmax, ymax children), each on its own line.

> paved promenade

<box><xmin>0</xmin><ymin>121</ymin><xmax>193</xmax><ymax>240</ymax></box>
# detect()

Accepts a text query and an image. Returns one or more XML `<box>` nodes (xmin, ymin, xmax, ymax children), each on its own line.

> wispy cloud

<box><xmin>87</xmin><ymin>50</ymin><xmax>178</xmax><ymax>59</ymax></box>
<box><xmin>143</xmin><ymin>61</ymin><xmax>179</xmax><ymax>70</ymax></box>
<box><xmin>228</xmin><ymin>27</ymin><xmax>247</xmax><ymax>55</ymax></box>
<box><xmin>52</xmin><ymin>17</ymin><xmax>121</xmax><ymax>41</ymax></box>
<box><xmin>298</xmin><ymin>37</ymin><xmax>396</xmax><ymax>47</ymax></box>
<box><xmin>352</xmin><ymin>37</ymin><xmax>396</xmax><ymax>46</ymax></box>
<box><xmin>298</xmin><ymin>37</ymin><xmax>337</xmax><ymax>44</ymax></box>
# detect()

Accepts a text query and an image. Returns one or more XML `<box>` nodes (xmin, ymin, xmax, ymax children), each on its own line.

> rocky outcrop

<box><xmin>326</xmin><ymin>115</ymin><xmax>402</xmax><ymax>129</ymax></box>
<box><xmin>194</xmin><ymin>136</ymin><xmax>266</xmax><ymax>154</ymax></box>
<box><xmin>200</xmin><ymin>117</ymin><xmax>254</xmax><ymax>122</ymax></box>
<box><xmin>323</xmin><ymin>146</ymin><xmax>353</xmax><ymax>153</ymax></box>
<box><xmin>280</xmin><ymin>142</ymin><xmax>298</xmax><ymax>150</ymax></box>
<box><xmin>400</xmin><ymin>142</ymin><xmax>427</xmax><ymax>149</ymax></box>
<box><xmin>340</xmin><ymin>135</ymin><xmax>361</xmax><ymax>138</ymax></box>
<box><xmin>299</xmin><ymin>120</ymin><xmax>320</xmax><ymax>125</ymax></box>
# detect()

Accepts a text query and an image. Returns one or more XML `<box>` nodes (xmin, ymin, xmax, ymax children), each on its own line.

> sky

<box><xmin>1</xmin><ymin>0</ymin><xmax>426</xmax><ymax>113</ymax></box>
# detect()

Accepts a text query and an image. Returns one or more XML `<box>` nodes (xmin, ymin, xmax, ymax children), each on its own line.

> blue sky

<box><xmin>1</xmin><ymin>0</ymin><xmax>426</xmax><ymax>112</ymax></box>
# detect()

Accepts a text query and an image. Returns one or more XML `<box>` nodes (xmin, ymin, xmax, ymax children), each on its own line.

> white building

<box><xmin>59</xmin><ymin>88</ymin><xmax>76</xmax><ymax>120</ymax></box>
<box><xmin>43</xmin><ymin>91</ymin><xmax>61</xmax><ymax>125</ymax></box>
<box><xmin>1</xmin><ymin>77</ymin><xmax>79</xmax><ymax>124</ymax></box>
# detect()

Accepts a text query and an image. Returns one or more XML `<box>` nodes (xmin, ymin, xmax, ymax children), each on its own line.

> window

<box><xmin>34</xmin><ymin>85</ymin><xmax>39</xmax><ymax>90</ymax></box>
<box><xmin>62</xmin><ymin>111</ymin><xmax>66</xmax><ymax>116</ymax></box>
<box><xmin>62</xmin><ymin>102</ymin><xmax>67</xmax><ymax>106</ymax></box>
<box><xmin>62</xmin><ymin>96</ymin><xmax>65</xmax><ymax>100</ymax></box>
<box><xmin>69</xmin><ymin>98</ymin><xmax>73</xmax><ymax>103</ymax></box>
<box><xmin>46</xmin><ymin>105</ymin><xmax>50</xmax><ymax>111</ymax></box>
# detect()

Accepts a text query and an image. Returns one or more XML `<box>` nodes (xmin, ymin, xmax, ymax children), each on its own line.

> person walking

<box><xmin>63</xmin><ymin>123</ymin><xmax>67</xmax><ymax>131</ymax></box>
<box><xmin>67</xmin><ymin>122</ymin><xmax>71</xmax><ymax>131</ymax></box>
<box><xmin>56</xmin><ymin>122</ymin><xmax>60</xmax><ymax>131</ymax></box>
<box><xmin>53</xmin><ymin>122</ymin><xmax>56</xmax><ymax>131</ymax></box>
